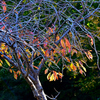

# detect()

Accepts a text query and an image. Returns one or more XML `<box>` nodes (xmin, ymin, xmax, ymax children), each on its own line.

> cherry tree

<box><xmin>0</xmin><ymin>0</ymin><xmax>100</xmax><ymax>100</ymax></box>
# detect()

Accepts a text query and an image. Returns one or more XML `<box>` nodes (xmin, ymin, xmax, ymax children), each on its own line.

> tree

<box><xmin>0</xmin><ymin>0</ymin><xmax>100</xmax><ymax>100</ymax></box>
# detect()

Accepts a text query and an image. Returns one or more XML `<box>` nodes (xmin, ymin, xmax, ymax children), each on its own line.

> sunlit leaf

<box><xmin>79</xmin><ymin>61</ymin><xmax>86</xmax><ymax>72</ymax></box>
<box><xmin>33</xmin><ymin>65</ymin><xmax>39</xmax><ymax>69</ymax></box>
<box><xmin>44</xmin><ymin>68</ymin><xmax>49</xmax><ymax>74</ymax></box>
<box><xmin>47</xmin><ymin>72</ymin><xmax>51</xmax><ymax>80</ymax></box>
<box><xmin>45</xmin><ymin>50</ymin><xmax>49</xmax><ymax>57</ymax></box>
<box><xmin>50</xmin><ymin>74</ymin><xmax>54</xmax><ymax>81</ymax></box>
<box><xmin>41</xmin><ymin>48</ymin><xmax>45</xmax><ymax>54</ymax></box>
<box><xmin>60</xmin><ymin>39</ymin><xmax>65</xmax><ymax>49</ymax></box>
<box><xmin>0</xmin><ymin>63</ymin><xmax>2</xmax><ymax>67</ymax></box>
<box><xmin>9</xmin><ymin>69</ymin><xmax>12</xmax><ymax>73</ymax></box>
<box><xmin>70</xmin><ymin>63</ymin><xmax>77</xmax><ymax>71</ymax></box>
<box><xmin>5</xmin><ymin>59</ymin><xmax>10</xmax><ymax>66</ymax></box>
<box><xmin>14</xmin><ymin>71</ymin><xmax>18</xmax><ymax>80</ymax></box>
<box><xmin>53</xmin><ymin>71</ymin><xmax>58</xmax><ymax>81</ymax></box>
<box><xmin>64</xmin><ymin>37</ymin><xmax>71</xmax><ymax>52</ymax></box>
<box><xmin>58</xmin><ymin>72</ymin><xmax>63</xmax><ymax>79</ymax></box>
<box><xmin>65</xmin><ymin>57</ymin><xmax>70</xmax><ymax>62</ymax></box>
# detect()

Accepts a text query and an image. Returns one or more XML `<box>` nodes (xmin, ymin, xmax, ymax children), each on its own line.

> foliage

<box><xmin>0</xmin><ymin>0</ymin><xmax>100</xmax><ymax>100</ymax></box>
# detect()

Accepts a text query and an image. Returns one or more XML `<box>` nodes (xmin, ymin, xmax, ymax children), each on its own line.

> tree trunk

<box><xmin>26</xmin><ymin>75</ymin><xmax>47</xmax><ymax>100</ymax></box>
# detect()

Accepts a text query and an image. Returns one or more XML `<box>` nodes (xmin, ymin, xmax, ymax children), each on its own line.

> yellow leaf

<box><xmin>50</xmin><ymin>74</ymin><xmax>54</xmax><ymax>81</ymax></box>
<box><xmin>75</xmin><ymin>61</ymin><xmax>80</xmax><ymax>68</ymax></box>
<box><xmin>41</xmin><ymin>48</ymin><xmax>45</xmax><ymax>54</ymax></box>
<box><xmin>0</xmin><ymin>63</ymin><xmax>2</xmax><ymax>67</ymax></box>
<box><xmin>79</xmin><ymin>61</ymin><xmax>86</xmax><ymax>72</ymax></box>
<box><xmin>47</xmin><ymin>72</ymin><xmax>51</xmax><ymax>80</ymax></box>
<box><xmin>38</xmin><ymin>7</ymin><xmax>40</xmax><ymax>10</ymax></box>
<box><xmin>58</xmin><ymin>72</ymin><xmax>63</xmax><ymax>79</ymax></box>
<box><xmin>70</xmin><ymin>63</ymin><xmax>77</xmax><ymax>71</ymax></box>
<box><xmin>5</xmin><ymin>59</ymin><xmax>10</xmax><ymax>66</ymax></box>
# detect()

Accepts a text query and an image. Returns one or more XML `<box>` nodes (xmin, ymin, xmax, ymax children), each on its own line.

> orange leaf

<box><xmin>56</xmin><ymin>35</ymin><xmax>60</xmax><ymax>41</ymax></box>
<box><xmin>33</xmin><ymin>65</ymin><xmax>39</xmax><ymax>69</ymax></box>
<box><xmin>45</xmin><ymin>50</ymin><xmax>49</xmax><ymax>57</ymax></box>
<box><xmin>91</xmin><ymin>38</ymin><xmax>93</xmax><ymax>45</ymax></box>
<box><xmin>53</xmin><ymin>71</ymin><xmax>58</xmax><ymax>81</ymax></box>
<box><xmin>1</xmin><ymin>54</ymin><xmax>4</xmax><ymax>57</ymax></box>
<box><xmin>14</xmin><ymin>71</ymin><xmax>17</xmax><ymax>80</ymax></box>
<box><xmin>64</xmin><ymin>38</ymin><xmax>71</xmax><ymax>52</ymax></box>
<box><xmin>70</xmin><ymin>63</ymin><xmax>77</xmax><ymax>71</ymax></box>
<box><xmin>61</xmin><ymin>49</ymin><xmax>66</xmax><ymax>56</ymax></box>
<box><xmin>9</xmin><ymin>69</ymin><xmax>12</xmax><ymax>73</ymax></box>
<box><xmin>65</xmin><ymin>57</ymin><xmax>70</xmax><ymax>62</ymax></box>
<box><xmin>1</xmin><ymin>1</ymin><xmax>7</xmax><ymax>13</ymax></box>
<box><xmin>1</xmin><ymin>26</ymin><xmax>5</xmax><ymax>30</ymax></box>
<box><xmin>44</xmin><ymin>68</ymin><xmax>49</xmax><ymax>74</ymax></box>
<box><xmin>58</xmin><ymin>72</ymin><xmax>63</xmax><ymax>79</ymax></box>
<box><xmin>79</xmin><ymin>69</ymin><xmax>83</xmax><ymax>74</ymax></box>
<box><xmin>60</xmin><ymin>39</ymin><xmax>65</xmax><ymax>48</ymax></box>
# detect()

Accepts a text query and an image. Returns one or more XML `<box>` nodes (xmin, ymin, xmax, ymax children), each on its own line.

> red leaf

<box><xmin>1</xmin><ymin>26</ymin><xmax>5</xmax><ymax>30</ymax></box>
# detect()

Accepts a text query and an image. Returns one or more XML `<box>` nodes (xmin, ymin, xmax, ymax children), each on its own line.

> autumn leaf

<box><xmin>79</xmin><ymin>69</ymin><xmax>83</xmax><ymax>74</ymax></box>
<box><xmin>50</xmin><ymin>74</ymin><xmax>54</xmax><ymax>81</ymax></box>
<box><xmin>1</xmin><ymin>26</ymin><xmax>5</xmax><ymax>30</ymax></box>
<box><xmin>87</xmin><ymin>34</ymin><xmax>93</xmax><ymax>45</ymax></box>
<box><xmin>33</xmin><ymin>66</ymin><xmax>39</xmax><ymax>69</ymax></box>
<box><xmin>85</xmin><ymin>51</ymin><xmax>93</xmax><ymax>60</ymax></box>
<box><xmin>1</xmin><ymin>1</ymin><xmax>7</xmax><ymax>13</ymax></box>
<box><xmin>70</xmin><ymin>63</ymin><xmax>77</xmax><ymax>71</ymax></box>
<box><xmin>91</xmin><ymin>38</ymin><xmax>93</xmax><ymax>45</ymax></box>
<box><xmin>45</xmin><ymin>50</ymin><xmax>49</xmax><ymax>57</ymax></box>
<box><xmin>87</xmin><ymin>51</ymin><xmax>93</xmax><ymax>59</ymax></box>
<box><xmin>60</xmin><ymin>39</ymin><xmax>65</xmax><ymax>49</ymax></box>
<box><xmin>53</xmin><ymin>71</ymin><xmax>58</xmax><ymax>81</ymax></box>
<box><xmin>58</xmin><ymin>72</ymin><xmax>63</xmax><ymax>79</ymax></box>
<box><xmin>5</xmin><ymin>59</ymin><xmax>10</xmax><ymax>66</ymax></box>
<box><xmin>44</xmin><ymin>68</ymin><xmax>49</xmax><ymax>74</ymax></box>
<box><xmin>9</xmin><ymin>69</ymin><xmax>12</xmax><ymax>73</ymax></box>
<box><xmin>61</xmin><ymin>49</ymin><xmax>66</xmax><ymax>56</ymax></box>
<box><xmin>14</xmin><ymin>71</ymin><xmax>18</xmax><ymax>80</ymax></box>
<box><xmin>17</xmin><ymin>70</ymin><xmax>21</xmax><ymax>75</ymax></box>
<box><xmin>56</xmin><ymin>35</ymin><xmax>60</xmax><ymax>41</ymax></box>
<box><xmin>41</xmin><ymin>48</ymin><xmax>45</xmax><ymax>54</ymax></box>
<box><xmin>65</xmin><ymin>57</ymin><xmax>70</xmax><ymax>62</ymax></box>
<box><xmin>64</xmin><ymin>38</ymin><xmax>71</xmax><ymax>52</ymax></box>
<box><xmin>0</xmin><ymin>63</ymin><xmax>2</xmax><ymax>67</ymax></box>
<box><xmin>79</xmin><ymin>61</ymin><xmax>86</xmax><ymax>72</ymax></box>
<box><xmin>47</xmin><ymin>72</ymin><xmax>51</xmax><ymax>80</ymax></box>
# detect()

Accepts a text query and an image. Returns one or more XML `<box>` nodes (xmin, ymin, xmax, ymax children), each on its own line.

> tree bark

<box><xmin>26</xmin><ymin>75</ymin><xmax>47</xmax><ymax>100</ymax></box>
